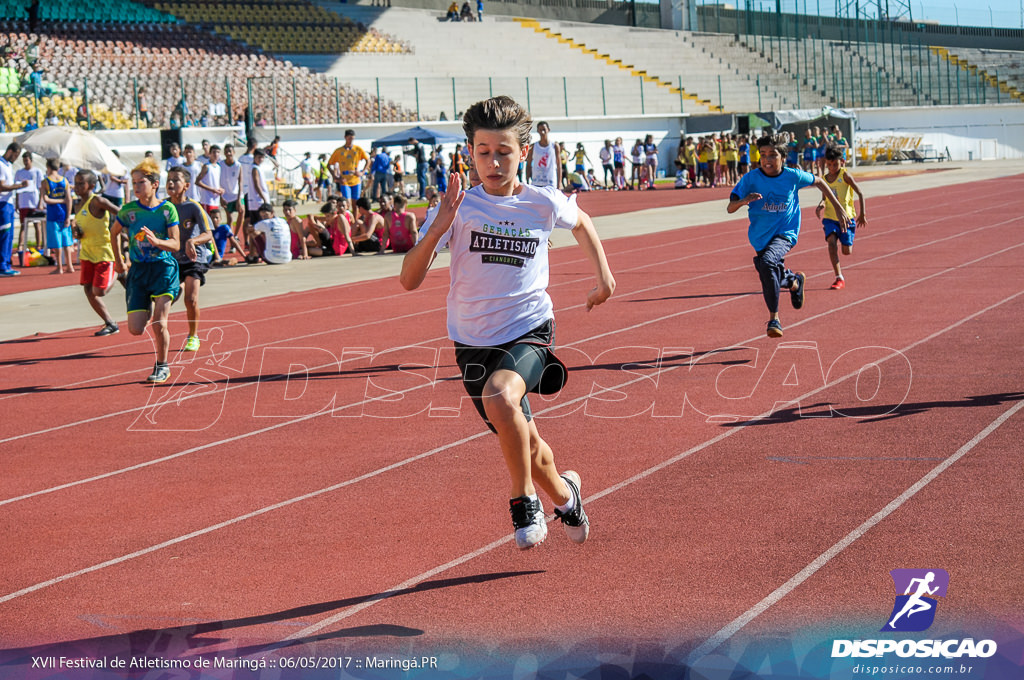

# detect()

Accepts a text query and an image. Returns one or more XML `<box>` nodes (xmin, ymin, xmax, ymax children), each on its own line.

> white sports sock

<box><xmin>555</xmin><ymin>484</ymin><xmax>575</xmax><ymax>514</ymax></box>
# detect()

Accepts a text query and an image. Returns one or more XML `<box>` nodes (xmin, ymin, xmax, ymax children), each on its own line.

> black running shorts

<box><xmin>453</xmin><ymin>319</ymin><xmax>568</xmax><ymax>433</ymax></box>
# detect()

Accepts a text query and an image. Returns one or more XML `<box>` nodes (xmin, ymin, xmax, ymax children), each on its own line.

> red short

<box><xmin>80</xmin><ymin>260</ymin><xmax>116</xmax><ymax>290</ymax></box>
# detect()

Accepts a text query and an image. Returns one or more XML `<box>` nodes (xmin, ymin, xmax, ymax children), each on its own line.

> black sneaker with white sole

<box><xmin>790</xmin><ymin>272</ymin><xmax>806</xmax><ymax>310</ymax></box>
<box><xmin>509</xmin><ymin>495</ymin><xmax>547</xmax><ymax>550</ymax></box>
<box><xmin>146</xmin><ymin>362</ymin><xmax>171</xmax><ymax>384</ymax></box>
<box><xmin>95</xmin><ymin>322</ymin><xmax>119</xmax><ymax>336</ymax></box>
<box><xmin>554</xmin><ymin>470</ymin><xmax>590</xmax><ymax>544</ymax></box>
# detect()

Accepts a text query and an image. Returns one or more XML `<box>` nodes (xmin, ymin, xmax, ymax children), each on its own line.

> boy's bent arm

<box><xmin>727</xmin><ymin>192</ymin><xmax>761</xmax><ymax>214</ymax></box>
<box><xmin>111</xmin><ymin>221</ymin><xmax>125</xmax><ymax>272</ymax></box>
<box><xmin>399</xmin><ymin>229</ymin><xmax>442</xmax><ymax>290</ymax></box>
<box><xmin>846</xmin><ymin>173</ymin><xmax>868</xmax><ymax>227</ymax></box>
<box><xmin>571</xmin><ymin>209</ymin><xmax>615</xmax><ymax>310</ymax></box>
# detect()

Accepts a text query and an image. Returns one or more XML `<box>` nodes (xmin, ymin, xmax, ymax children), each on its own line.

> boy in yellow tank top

<box><xmin>815</xmin><ymin>147</ymin><xmax>867</xmax><ymax>290</ymax></box>
<box><xmin>72</xmin><ymin>170</ymin><xmax>121</xmax><ymax>335</ymax></box>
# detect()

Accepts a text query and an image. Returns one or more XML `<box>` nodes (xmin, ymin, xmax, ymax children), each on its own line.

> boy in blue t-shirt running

<box><xmin>728</xmin><ymin>135</ymin><xmax>849</xmax><ymax>338</ymax></box>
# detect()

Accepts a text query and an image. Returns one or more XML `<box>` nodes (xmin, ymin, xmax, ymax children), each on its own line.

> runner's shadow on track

<box><xmin>627</xmin><ymin>292</ymin><xmax>755</xmax><ymax>303</ymax></box>
<box><xmin>0</xmin><ymin>351</ymin><xmax>150</xmax><ymax>368</ymax></box>
<box><xmin>572</xmin><ymin>347</ymin><xmax>749</xmax><ymax>373</ymax></box>
<box><xmin>0</xmin><ymin>379</ymin><xmax>150</xmax><ymax>395</ymax></box>
<box><xmin>0</xmin><ymin>571</ymin><xmax>542</xmax><ymax>663</ymax></box>
<box><xmin>206</xmin><ymin>362</ymin><xmax>424</xmax><ymax>388</ymax></box>
<box><xmin>721</xmin><ymin>392</ymin><xmax>1024</xmax><ymax>426</ymax></box>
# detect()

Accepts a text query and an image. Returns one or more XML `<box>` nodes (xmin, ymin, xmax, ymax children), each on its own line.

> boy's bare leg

<box><xmin>84</xmin><ymin>284</ymin><xmax>115</xmax><ymax>325</ymax></box>
<box><xmin>827</xmin><ymin>234</ymin><xmax>842</xmax><ymax>278</ymax></box>
<box><xmin>482</xmin><ymin>369</ymin><xmax>570</xmax><ymax>505</ymax></box>
<box><xmin>183</xmin><ymin>276</ymin><xmax>201</xmax><ymax>337</ymax></box>
<box><xmin>126</xmin><ymin>309</ymin><xmax>151</xmax><ymax>336</ymax></box>
<box><xmin>150</xmin><ymin>296</ymin><xmax>172</xmax><ymax>364</ymax></box>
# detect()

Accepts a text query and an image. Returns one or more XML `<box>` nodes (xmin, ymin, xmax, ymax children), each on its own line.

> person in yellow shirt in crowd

<box><xmin>328</xmin><ymin>129</ymin><xmax>370</xmax><ymax>202</ymax></box>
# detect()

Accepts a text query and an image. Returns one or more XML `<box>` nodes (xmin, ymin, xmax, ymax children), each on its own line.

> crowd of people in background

<box><xmin>1</xmin><ymin>121</ymin><xmax>855</xmax><ymax>277</ymax></box>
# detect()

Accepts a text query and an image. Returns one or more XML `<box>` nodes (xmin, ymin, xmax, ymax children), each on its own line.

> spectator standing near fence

<box><xmin>407</xmin><ymin>138</ymin><xmax>429</xmax><ymax>200</ymax></box>
<box><xmin>328</xmin><ymin>129</ymin><xmax>369</xmax><ymax>201</ymax></box>
<box><xmin>15</xmin><ymin>151</ymin><xmax>44</xmax><ymax>265</ymax></box>
<box><xmin>243</xmin><ymin>150</ymin><xmax>271</xmax><ymax>263</ymax></box>
<box><xmin>526</xmin><ymin>121</ymin><xmax>560</xmax><ymax>189</ymax></box>
<box><xmin>218</xmin><ymin>143</ymin><xmax>245</xmax><ymax>254</ymax></box>
<box><xmin>40</xmin><ymin>158</ymin><xmax>74</xmax><ymax>275</ymax></box>
<box><xmin>0</xmin><ymin>143</ymin><xmax>29</xmax><ymax>276</ymax></box>
<box><xmin>643</xmin><ymin>134</ymin><xmax>658</xmax><ymax>189</ymax></box>
<box><xmin>101</xmin><ymin>154</ymin><xmax>128</xmax><ymax>208</ymax></box>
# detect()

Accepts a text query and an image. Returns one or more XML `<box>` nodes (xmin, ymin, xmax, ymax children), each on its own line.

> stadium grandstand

<box><xmin>0</xmin><ymin>0</ymin><xmax>1021</xmax><ymax>134</ymax></box>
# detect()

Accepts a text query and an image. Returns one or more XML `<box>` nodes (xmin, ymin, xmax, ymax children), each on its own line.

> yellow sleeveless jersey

<box><xmin>823</xmin><ymin>168</ymin><xmax>856</xmax><ymax>221</ymax></box>
<box><xmin>76</xmin><ymin>195</ymin><xmax>114</xmax><ymax>263</ymax></box>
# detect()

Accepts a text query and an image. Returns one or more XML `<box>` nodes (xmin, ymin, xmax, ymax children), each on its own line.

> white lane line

<box><xmin>0</xmin><ymin>235</ymin><xmax>750</xmax><ymax>443</ymax></box>
<box><xmin>285</xmin><ymin>285</ymin><xmax>1024</xmax><ymax>643</ymax></box>
<box><xmin>4</xmin><ymin>249</ymin><xmax>1018</xmax><ymax>633</ymax></box>
<box><xmin>0</xmin><ymin>182</ymin><xmax>992</xmax><ymax>396</ymax></box>
<box><xmin>2</xmin><ymin>218</ymin><xmax>1020</xmax><ymax>511</ymax></box>
<box><xmin>5</xmin><ymin>198</ymin><xmax>1012</xmax><ymax>449</ymax></box>
<box><xmin>0</xmin><ymin>430</ymin><xmax>491</xmax><ymax>607</ymax></box>
<box><xmin>0</xmin><ymin>221</ymin><xmax>733</xmax><ymax>387</ymax></box>
<box><xmin>685</xmin><ymin>395</ymin><xmax>1024</xmax><ymax>665</ymax></box>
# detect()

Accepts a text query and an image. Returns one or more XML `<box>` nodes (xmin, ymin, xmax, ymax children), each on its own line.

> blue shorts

<box><xmin>340</xmin><ymin>183</ymin><xmax>361</xmax><ymax>201</ymax></box>
<box><xmin>47</xmin><ymin>221</ymin><xmax>72</xmax><ymax>248</ymax></box>
<box><xmin>126</xmin><ymin>259</ymin><xmax>180</xmax><ymax>314</ymax></box>
<box><xmin>823</xmin><ymin>219</ymin><xmax>856</xmax><ymax>247</ymax></box>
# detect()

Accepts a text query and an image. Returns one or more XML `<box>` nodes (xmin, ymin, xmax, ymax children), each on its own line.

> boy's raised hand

<box><xmin>431</xmin><ymin>172</ymin><xmax>465</xmax><ymax>233</ymax></box>
<box><xmin>744</xmin><ymin>192</ymin><xmax>762</xmax><ymax>205</ymax></box>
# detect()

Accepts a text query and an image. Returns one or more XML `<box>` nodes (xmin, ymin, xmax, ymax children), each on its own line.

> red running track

<box><xmin>0</xmin><ymin>175</ymin><xmax>1022</xmax><ymax>674</ymax></box>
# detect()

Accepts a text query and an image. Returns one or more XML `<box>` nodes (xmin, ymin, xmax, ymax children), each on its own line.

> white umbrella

<box><xmin>15</xmin><ymin>125</ymin><xmax>127</xmax><ymax>176</ymax></box>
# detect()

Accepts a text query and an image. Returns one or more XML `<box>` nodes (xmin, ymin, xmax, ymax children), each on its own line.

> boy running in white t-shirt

<box><xmin>400</xmin><ymin>96</ymin><xmax>616</xmax><ymax>550</ymax></box>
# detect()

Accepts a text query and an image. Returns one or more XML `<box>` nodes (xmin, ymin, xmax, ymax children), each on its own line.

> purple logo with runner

<box><xmin>881</xmin><ymin>569</ymin><xmax>949</xmax><ymax>632</ymax></box>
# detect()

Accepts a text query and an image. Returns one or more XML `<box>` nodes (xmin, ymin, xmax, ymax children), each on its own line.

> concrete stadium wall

<box><xmin>854</xmin><ymin>104</ymin><xmax>1024</xmax><ymax>161</ymax></box>
<box><xmin>3</xmin><ymin>104</ymin><xmax>1020</xmax><ymax>190</ymax></box>
<box><xmin>338</xmin><ymin>0</ymin><xmax>661</xmax><ymax>27</ymax></box>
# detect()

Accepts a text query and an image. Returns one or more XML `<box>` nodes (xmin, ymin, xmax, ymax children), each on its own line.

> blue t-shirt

<box><xmin>731</xmin><ymin>167</ymin><xmax>815</xmax><ymax>252</ymax></box>
<box><xmin>371</xmin><ymin>152</ymin><xmax>391</xmax><ymax>175</ymax></box>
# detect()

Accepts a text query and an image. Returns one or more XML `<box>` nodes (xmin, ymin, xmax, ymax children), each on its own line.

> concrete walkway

<box><xmin>2</xmin><ymin>159</ymin><xmax>1021</xmax><ymax>342</ymax></box>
